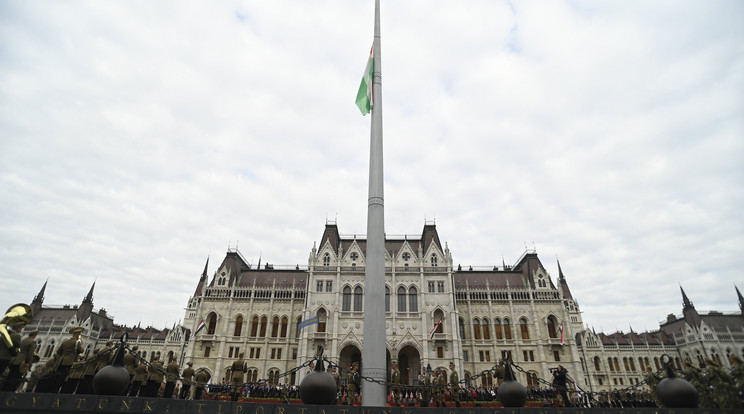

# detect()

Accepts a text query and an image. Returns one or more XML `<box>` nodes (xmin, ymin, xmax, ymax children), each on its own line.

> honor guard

<box><xmin>346</xmin><ymin>361</ymin><xmax>360</xmax><ymax>405</ymax></box>
<box><xmin>449</xmin><ymin>362</ymin><xmax>460</xmax><ymax>407</ymax></box>
<box><xmin>390</xmin><ymin>359</ymin><xmax>401</xmax><ymax>406</ymax></box>
<box><xmin>230</xmin><ymin>353</ymin><xmax>246</xmax><ymax>401</ymax></box>
<box><xmin>418</xmin><ymin>367</ymin><xmax>431</xmax><ymax>407</ymax></box>
<box><xmin>180</xmin><ymin>361</ymin><xmax>195</xmax><ymax>399</ymax></box>
<box><xmin>2</xmin><ymin>328</ymin><xmax>38</xmax><ymax>392</ymax></box>
<box><xmin>163</xmin><ymin>356</ymin><xmax>180</xmax><ymax>398</ymax></box>
<box><xmin>53</xmin><ymin>326</ymin><xmax>84</xmax><ymax>393</ymax></box>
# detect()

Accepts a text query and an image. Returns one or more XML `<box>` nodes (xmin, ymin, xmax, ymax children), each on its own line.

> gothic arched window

<box><xmin>353</xmin><ymin>286</ymin><xmax>363</xmax><ymax>311</ymax></box>
<box><xmin>397</xmin><ymin>286</ymin><xmax>407</xmax><ymax>312</ymax></box>
<box><xmin>409</xmin><ymin>286</ymin><xmax>418</xmax><ymax>312</ymax></box>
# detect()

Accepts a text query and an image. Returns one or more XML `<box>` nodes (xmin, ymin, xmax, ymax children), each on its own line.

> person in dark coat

<box><xmin>551</xmin><ymin>365</ymin><xmax>570</xmax><ymax>407</ymax></box>
<box><xmin>180</xmin><ymin>362</ymin><xmax>195</xmax><ymax>399</ymax></box>
<box><xmin>2</xmin><ymin>328</ymin><xmax>37</xmax><ymax>391</ymax></box>
<box><xmin>54</xmin><ymin>327</ymin><xmax>84</xmax><ymax>393</ymax></box>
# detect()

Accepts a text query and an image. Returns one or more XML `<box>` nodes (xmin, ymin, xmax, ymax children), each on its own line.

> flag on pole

<box><xmin>429</xmin><ymin>318</ymin><xmax>443</xmax><ymax>339</ymax></box>
<box><xmin>298</xmin><ymin>316</ymin><xmax>320</xmax><ymax>332</ymax></box>
<box><xmin>355</xmin><ymin>43</ymin><xmax>374</xmax><ymax>115</ymax></box>
<box><xmin>559</xmin><ymin>322</ymin><xmax>564</xmax><ymax>345</ymax></box>
<box><xmin>193</xmin><ymin>319</ymin><xmax>206</xmax><ymax>339</ymax></box>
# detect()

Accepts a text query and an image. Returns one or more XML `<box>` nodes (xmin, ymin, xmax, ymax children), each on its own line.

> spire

<box><xmin>83</xmin><ymin>281</ymin><xmax>95</xmax><ymax>304</ymax></box>
<box><xmin>201</xmin><ymin>256</ymin><xmax>209</xmax><ymax>280</ymax></box>
<box><xmin>680</xmin><ymin>285</ymin><xmax>694</xmax><ymax>310</ymax></box>
<box><xmin>33</xmin><ymin>279</ymin><xmax>47</xmax><ymax>304</ymax></box>
<box><xmin>556</xmin><ymin>258</ymin><xmax>574</xmax><ymax>300</ymax></box>
<box><xmin>557</xmin><ymin>258</ymin><xmax>566</xmax><ymax>282</ymax></box>
<box><xmin>736</xmin><ymin>284</ymin><xmax>744</xmax><ymax>315</ymax></box>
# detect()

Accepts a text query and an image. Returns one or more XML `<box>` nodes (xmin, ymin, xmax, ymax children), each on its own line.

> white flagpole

<box><xmin>362</xmin><ymin>0</ymin><xmax>386</xmax><ymax>406</ymax></box>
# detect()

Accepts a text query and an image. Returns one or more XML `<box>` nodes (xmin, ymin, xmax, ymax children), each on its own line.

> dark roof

<box><xmin>453</xmin><ymin>271</ymin><xmax>528</xmax><ymax>290</ymax></box>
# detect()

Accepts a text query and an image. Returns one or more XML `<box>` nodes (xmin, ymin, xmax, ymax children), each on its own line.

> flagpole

<box><xmin>362</xmin><ymin>0</ymin><xmax>386</xmax><ymax>407</ymax></box>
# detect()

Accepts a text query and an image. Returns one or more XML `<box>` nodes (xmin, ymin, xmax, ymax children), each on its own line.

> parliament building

<box><xmin>20</xmin><ymin>221</ymin><xmax>744</xmax><ymax>394</ymax></box>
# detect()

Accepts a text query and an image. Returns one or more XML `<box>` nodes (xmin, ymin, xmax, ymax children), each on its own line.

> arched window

<box><xmin>494</xmin><ymin>318</ymin><xmax>503</xmax><ymax>340</ymax></box>
<box><xmin>385</xmin><ymin>286</ymin><xmax>390</xmax><ymax>312</ymax></box>
<box><xmin>295</xmin><ymin>316</ymin><xmax>302</xmax><ymax>337</ymax></box>
<box><xmin>317</xmin><ymin>309</ymin><xmax>327</xmax><ymax>333</ymax></box>
<box><xmin>629</xmin><ymin>358</ymin><xmax>636</xmax><ymax>371</ymax></box>
<box><xmin>271</xmin><ymin>316</ymin><xmax>280</xmax><ymax>337</ymax></box>
<box><xmin>409</xmin><ymin>286</ymin><xmax>418</xmax><ymax>312</ymax></box>
<box><xmin>430</xmin><ymin>254</ymin><xmax>438</xmax><ymax>267</ymax></box>
<box><xmin>594</xmin><ymin>356</ymin><xmax>601</xmax><ymax>371</ymax></box>
<box><xmin>207</xmin><ymin>313</ymin><xmax>217</xmax><ymax>335</ymax></box>
<box><xmin>473</xmin><ymin>319</ymin><xmax>481</xmax><ymax>340</ymax></box>
<box><xmin>614</xmin><ymin>358</ymin><xmax>620</xmax><ymax>371</ymax></box>
<box><xmin>234</xmin><ymin>315</ymin><xmax>243</xmax><ymax>336</ymax></box>
<box><xmin>654</xmin><ymin>357</ymin><xmax>660</xmax><ymax>370</ymax></box>
<box><xmin>280</xmin><ymin>317</ymin><xmax>289</xmax><ymax>338</ymax></box>
<box><xmin>323</xmin><ymin>253</ymin><xmax>330</xmax><ymax>266</ymax></box>
<box><xmin>459</xmin><ymin>318</ymin><xmax>466</xmax><ymax>339</ymax></box>
<box><xmin>623</xmin><ymin>357</ymin><xmax>629</xmax><ymax>371</ymax></box>
<box><xmin>353</xmin><ymin>286</ymin><xmax>363</xmax><ymax>311</ymax></box>
<box><xmin>44</xmin><ymin>341</ymin><xmax>55</xmax><ymax>358</ymax></box>
<box><xmin>519</xmin><ymin>317</ymin><xmax>529</xmax><ymax>339</ymax></box>
<box><xmin>608</xmin><ymin>357</ymin><xmax>614</xmax><ymax>372</ymax></box>
<box><xmin>547</xmin><ymin>315</ymin><xmax>558</xmax><ymax>338</ymax></box>
<box><xmin>503</xmin><ymin>318</ymin><xmax>512</xmax><ymax>339</ymax></box>
<box><xmin>482</xmin><ymin>318</ymin><xmax>491</xmax><ymax>340</ymax></box>
<box><xmin>397</xmin><ymin>286</ymin><xmax>407</xmax><ymax>312</ymax></box>
<box><xmin>342</xmin><ymin>286</ymin><xmax>352</xmax><ymax>311</ymax></box>
<box><xmin>259</xmin><ymin>316</ymin><xmax>268</xmax><ymax>337</ymax></box>
<box><xmin>250</xmin><ymin>316</ymin><xmax>259</xmax><ymax>337</ymax></box>
<box><xmin>434</xmin><ymin>310</ymin><xmax>445</xmax><ymax>334</ymax></box>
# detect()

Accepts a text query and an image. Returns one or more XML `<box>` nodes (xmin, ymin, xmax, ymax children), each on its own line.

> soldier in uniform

<box><xmin>230</xmin><ymin>353</ymin><xmax>246</xmax><ymax>401</ymax></box>
<box><xmin>0</xmin><ymin>321</ymin><xmax>23</xmax><ymax>377</ymax></box>
<box><xmin>163</xmin><ymin>356</ymin><xmax>180</xmax><ymax>398</ymax></box>
<box><xmin>436</xmin><ymin>368</ymin><xmax>447</xmax><ymax>407</ymax></box>
<box><xmin>54</xmin><ymin>326</ymin><xmax>84</xmax><ymax>393</ymax></box>
<box><xmin>2</xmin><ymin>328</ymin><xmax>37</xmax><ymax>392</ymax></box>
<box><xmin>281</xmin><ymin>378</ymin><xmax>290</xmax><ymax>404</ymax></box>
<box><xmin>193</xmin><ymin>368</ymin><xmax>211</xmax><ymax>400</ymax></box>
<box><xmin>78</xmin><ymin>351</ymin><xmax>98</xmax><ymax>395</ymax></box>
<box><xmin>390</xmin><ymin>359</ymin><xmax>401</xmax><ymax>406</ymax></box>
<box><xmin>145</xmin><ymin>356</ymin><xmax>165</xmax><ymax>398</ymax></box>
<box><xmin>449</xmin><ymin>362</ymin><xmax>461</xmax><ymax>407</ymax></box>
<box><xmin>123</xmin><ymin>346</ymin><xmax>139</xmax><ymax>394</ymax></box>
<box><xmin>330</xmin><ymin>366</ymin><xmax>341</xmax><ymax>403</ymax></box>
<box><xmin>94</xmin><ymin>341</ymin><xmax>115</xmax><ymax>374</ymax></box>
<box><xmin>129</xmin><ymin>357</ymin><xmax>148</xmax><ymax>397</ymax></box>
<box><xmin>62</xmin><ymin>359</ymin><xmax>85</xmax><ymax>394</ymax></box>
<box><xmin>418</xmin><ymin>367</ymin><xmax>431</xmax><ymax>407</ymax></box>
<box><xmin>180</xmin><ymin>361</ymin><xmax>195</xmax><ymax>399</ymax></box>
<box><xmin>34</xmin><ymin>354</ymin><xmax>58</xmax><ymax>393</ymax></box>
<box><xmin>347</xmin><ymin>361</ymin><xmax>360</xmax><ymax>405</ymax></box>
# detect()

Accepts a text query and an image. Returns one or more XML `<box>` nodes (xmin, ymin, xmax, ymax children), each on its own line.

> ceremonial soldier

<box><xmin>163</xmin><ymin>356</ymin><xmax>180</xmax><ymax>398</ymax></box>
<box><xmin>2</xmin><ymin>328</ymin><xmax>37</xmax><ymax>392</ymax></box>
<box><xmin>331</xmin><ymin>366</ymin><xmax>341</xmax><ymax>402</ymax></box>
<box><xmin>79</xmin><ymin>351</ymin><xmax>98</xmax><ymax>394</ymax></box>
<box><xmin>347</xmin><ymin>361</ymin><xmax>360</xmax><ymax>405</ymax></box>
<box><xmin>35</xmin><ymin>354</ymin><xmax>58</xmax><ymax>393</ymax></box>
<box><xmin>435</xmin><ymin>368</ymin><xmax>446</xmax><ymax>407</ymax></box>
<box><xmin>281</xmin><ymin>378</ymin><xmax>290</xmax><ymax>404</ymax></box>
<box><xmin>449</xmin><ymin>362</ymin><xmax>460</xmax><ymax>407</ymax></box>
<box><xmin>180</xmin><ymin>361</ymin><xmax>195</xmax><ymax>399</ymax></box>
<box><xmin>54</xmin><ymin>326</ymin><xmax>84</xmax><ymax>393</ymax></box>
<box><xmin>145</xmin><ymin>356</ymin><xmax>165</xmax><ymax>397</ymax></box>
<box><xmin>62</xmin><ymin>359</ymin><xmax>85</xmax><ymax>394</ymax></box>
<box><xmin>130</xmin><ymin>355</ymin><xmax>148</xmax><ymax>397</ymax></box>
<box><xmin>123</xmin><ymin>346</ymin><xmax>139</xmax><ymax>394</ymax></box>
<box><xmin>0</xmin><ymin>321</ymin><xmax>23</xmax><ymax>376</ymax></box>
<box><xmin>390</xmin><ymin>359</ymin><xmax>401</xmax><ymax>406</ymax></box>
<box><xmin>193</xmin><ymin>368</ymin><xmax>211</xmax><ymax>400</ymax></box>
<box><xmin>418</xmin><ymin>367</ymin><xmax>431</xmax><ymax>407</ymax></box>
<box><xmin>94</xmin><ymin>341</ymin><xmax>115</xmax><ymax>373</ymax></box>
<box><xmin>230</xmin><ymin>353</ymin><xmax>246</xmax><ymax>401</ymax></box>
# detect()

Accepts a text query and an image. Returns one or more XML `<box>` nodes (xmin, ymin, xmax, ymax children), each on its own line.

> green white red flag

<box><xmin>355</xmin><ymin>44</ymin><xmax>374</xmax><ymax>115</ymax></box>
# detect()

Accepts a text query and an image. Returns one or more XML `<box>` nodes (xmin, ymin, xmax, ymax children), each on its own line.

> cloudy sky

<box><xmin>1</xmin><ymin>1</ymin><xmax>742</xmax><ymax>335</ymax></box>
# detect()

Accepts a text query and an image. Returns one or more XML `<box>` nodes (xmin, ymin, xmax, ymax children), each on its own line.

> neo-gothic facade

<box><xmin>17</xmin><ymin>221</ymin><xmax>744</xmax><ymax>394</ymax></box>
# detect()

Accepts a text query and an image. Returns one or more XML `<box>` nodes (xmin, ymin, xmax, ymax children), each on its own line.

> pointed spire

<box><xmin>33</xmin><ymin>279</ymin><xmax>48</xmax><ymax>304</ymax></box>
<box><xmin>83</xmin><ymin>281</ymin><xmax>95</xmax><ymax>304</ymax></box>
<box><xmin>736</xmin><ymin>284</ymin><xmax>744</xmax><ymax>315</ymax></box>
<box><xmin>202</xmin><ymin>256</ymin><xmax>209</xmax><ymax>279</ymax></box>
<box><xmin>557</xmin><ymin>257</ymin><xmax>566</xmax><ymax>282</ymax></box>
<box><xmin>680</xmin><ymin>285</ymin><xmax>694</xmax><ymax>310</ymax></box>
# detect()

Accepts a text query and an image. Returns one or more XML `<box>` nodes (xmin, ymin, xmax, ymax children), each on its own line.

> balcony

<box><xmin>431</xmin><ymin>333</ymin><xmax>447</xmax><ymax>341</ymax></box>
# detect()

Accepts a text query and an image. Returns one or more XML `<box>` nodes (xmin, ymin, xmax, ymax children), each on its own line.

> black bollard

<box><xmin>299</xmin><ymin>345</ymin><xmax>337</xmax><ymax>405</ymax></box>
<box><xmin>93</xmin><ymin>333</ymin><xmax>130</xmax><ymax>395</ymax></box>
<box><xmin>656</xmin><ymin>354</ymin><xmax>698</xmax><ymax>408</ymax></box>
<box><xmin>497</xmin><ymin>361</ymin><xmax>527</xmax><ymax>407</ymax></box>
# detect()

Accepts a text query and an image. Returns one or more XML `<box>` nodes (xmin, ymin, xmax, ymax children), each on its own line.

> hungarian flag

<box><xmin>429</xmin><ymin>318</ymin><xmax>443</xmax><ymax>339</ymax></box>
<box><xmin>298</xmin><ymin>316</ymin><xmax>320</xmax><ymax>332</ymax></box>
<box><xmin>355</xmin><ymin>43</ymin><xmax>374</xmax><ymax>115</ymax></box>
<box><xmin>193</xmin><ymin>319</ymin><xmax>206</xmax><ymax>339</ymax></box>
<box><xmin>559</xmin><ymin>323</ymin><xmax>564</xmax><ymax>345</ymax></box>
